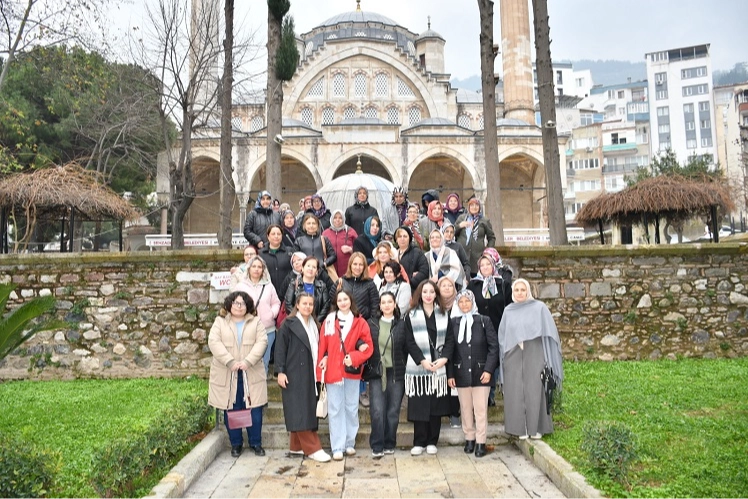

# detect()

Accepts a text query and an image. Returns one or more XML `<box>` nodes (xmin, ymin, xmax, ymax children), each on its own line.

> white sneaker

<box><xmin>308</xmin><ymin>450</ymin><xmax>331</xmax><ymax>463</ymax></box>
<box><xmin>383</xmin><ymin>449</ymin><xmax>395</xmax><ymax>455</ymax></box>
<box><xmin>288</xmin><ymin>449</ymin><xmax>304</xmax><ymax>456</ymax></box>
<box><xmin>518</xmin><ymin>435</ymin><xmax>529</xmax><ymax>440</ymax></box>
<box><xmin>426</xmin><ymin>445</ymin><xmax>438</xmax><ymax>455</ymax></box>
<box><xmin>410</xmin><ymin>446</ymin><xmax>424</xmax><ymax>456</ymax></box>
<box><xmin>332</xmin><ymin>451</ymin><xmax>344</xmax><ymax>461</ymax></box>
<box><xmin>345</xmin><ymin>447</ymin><xmax>356</xmax><ymax>456</ymax></box>
<box><xmin>530</xmin><ymin>433</ymin><xmax>543</xmax><ymax>440</ymax></box>
<box><xmin>372</xmin><ymin>450</ymin><xmax>384</xmax><ymax>458</ymax></box>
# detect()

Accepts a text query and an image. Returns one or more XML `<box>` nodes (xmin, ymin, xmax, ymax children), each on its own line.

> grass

<box><xmin>0</xmin><ymin>377</ymin><xmax>210</xmax><ymax>498</ymax></box>
<box><xmin>546</xmin><ymin>358</ymin><xmax>748</xmax><ymax>497</ymax></box>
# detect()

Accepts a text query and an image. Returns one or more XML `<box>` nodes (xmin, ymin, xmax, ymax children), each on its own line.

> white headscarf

<box><xmin>451</xmin><ymin>289</ymin><xmax>478</xmax><ymax>344</ymax></box>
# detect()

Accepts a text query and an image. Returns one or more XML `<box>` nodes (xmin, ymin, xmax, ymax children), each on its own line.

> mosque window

<box><xmin>478</xmin><ymin>114</ymin><xmax>484</xmax><ymax>130</ymax></box>
<box><xmin>307</xmin><ymin>77</ymin><xmax>324</xmax><ymax>97</ymax></box>
<box><xmin>364</xmin><ymin>106</ymin><xmax>378</xmax><ymax>119</ymax></box>
<box><xmin>387</xmin><ymin>106</ymin><xmax>400</xmax><ymax>125</ymax></box>
<box><xmin>322</xmin><ymin>107</ymin><xmax>335</xmax><ymax>125</ymax></box>
<box><xmin>343</xmin><ymin>106</ymin><xmax>357</xmax><ymax>120</ymax></box>
<box><xmin>383</xmin><ymin>34</ymin><xmax>394</xmax><ymax>40</ymax></box>
<box><xmin>300</xmin><ymin>107</ymin><xmax>313</xmax><ymax>126</ymax></box>
<box><xmin>305</xmin><ymin>41</ymin><xmax>314</xmax><ymax>57</ymax></box>
<box><xmin>354</xmin><ymin>73</ymin><xmax>367</xmax><ymax>97</ymax></box>
<box><xmin>327</xmin><ymin>34</ymin><xmax>338</xmax><ymax>40</ymax></box>
<box><xmin>407</xmin><ymin>41</ymin><xmax>416</xmax><ymax>56</ymax></box>
<box><xmin>408</xmin><ymin>106</ymin><xmax>422</xmax><ymax>126</ymax></box>
<box><xmin>458</xmin><ymin>114</ymin><xmax>472</xmax><ymax>129</ymax></box>
<box><xmin>375</xmin><ymin>73</ymin><xmax>389</xmax><ymax>97</ymax></box>
<box><xmin>249</xmin><ymin>116</ymin><xmax>264</xmax><ymax>132</ymax></box>
<box><xmin>231</xmin><ymin>117</ymin><xmax>242</xmax><ymax>131</ymax></box>
<box><xmin>397</xmin><ymin>77</ymin><xmax>414</xmax><ymax>97</ymax></box>
<box><xmin>332</xmin><ymin>73</ymin><xmax>346</xmax><ymax>97</ymax></box>
<box><xmin>355</xmin><ymin>31</ymin><xmax>367</xmax><ymax>37</ymax></box>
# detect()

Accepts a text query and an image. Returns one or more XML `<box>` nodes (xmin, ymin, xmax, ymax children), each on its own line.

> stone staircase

<box><xmin>225</xmin><ymin>376</ymin><xmax>508</xmax><ymax>449</ymax></box>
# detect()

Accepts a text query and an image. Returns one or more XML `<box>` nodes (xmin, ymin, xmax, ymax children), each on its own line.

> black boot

<box><xmin>464</xmin><ymin>440</ymin><xmax>476</xmax><ymax>453</ymax></box>
<box><xmin>474</xmin><ymin>443</ymin><xmax>487</xmax><ymax>458</ymax></box>
<box><xmin>231</xmin><ymin>445</ymin><xmax>243</xmax><ymax>457</ymax></box>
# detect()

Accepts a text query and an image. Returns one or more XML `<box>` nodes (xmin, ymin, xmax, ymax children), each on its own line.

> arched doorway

<box><xmin>499</xmin><ymin>154</ymin><xmax>545</xmax><ymax>229</ymax></box>
<box><xmin>408</xmin><ymin>154</ymin><xmax>473</xmax><ymax>206</ymax></box>
<box><xmin>186</xmin><ymin>157</ymin><xmax>236</xmax><ymax>233</ymax></box>
<box><xmin>250</xmin><ymin>156</ymin><xmax>317</xmax><ymax>207</ymax></box>
<box><xmin>333</xmin><ymin>155</ymin><xmax>392</xmax><ymax>181</ymax></box>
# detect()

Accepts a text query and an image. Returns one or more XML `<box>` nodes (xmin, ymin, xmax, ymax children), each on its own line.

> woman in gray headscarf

<box><xmin>498</xmin><ymin>279</ymin><xmax>564</xmax><ymax>440</ymax></box>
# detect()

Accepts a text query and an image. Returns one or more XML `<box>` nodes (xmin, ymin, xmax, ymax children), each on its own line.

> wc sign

<box><xmin>211</xmin><ymin>271</ymin><xmax>232</xmax><ymax>290</ymax></box>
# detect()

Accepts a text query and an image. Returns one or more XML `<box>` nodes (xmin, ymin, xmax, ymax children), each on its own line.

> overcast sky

<box><xmin>112</xmin><ymin>0</ymin><xmax>748</xmax><ymax>81</ymax></box>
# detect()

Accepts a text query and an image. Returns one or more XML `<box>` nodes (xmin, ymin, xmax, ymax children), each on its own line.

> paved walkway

<box><xmin>184</xmin><ymin>444</ymin><xmax>565</xmax><ymax>498</ymax></box>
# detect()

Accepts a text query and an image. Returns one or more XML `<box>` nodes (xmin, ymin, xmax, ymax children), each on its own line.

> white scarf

<box><xmin>301</xmin><ymin>315</ymin><xmax>320</xmax><ymax>383</ymax></box>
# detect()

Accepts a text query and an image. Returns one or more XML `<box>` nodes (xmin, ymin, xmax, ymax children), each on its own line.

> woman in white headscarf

<box><xmin>447</xmin><ymin>289</ymin><xmax>499</xmax><ymax>458</ymax></box>
<box><xmin>498</xmin><ymin>279</ymin><xmax>564</xmax><ymax>440</ymax></box>
<box><xmin>426</xmin><ymin>229</ymin><xmax>466</xmax><ymax>290</ymax></box>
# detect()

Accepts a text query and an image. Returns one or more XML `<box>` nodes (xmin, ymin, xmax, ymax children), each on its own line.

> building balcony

<box><xmin>602</xmin><ymin>163</ymin><xmax>639</xmax><ymax>174</ymax></box>
<box><xmin>603</xmin><ymin>143</ymin><xmax>639</xmax><ymax>153</ymax></box>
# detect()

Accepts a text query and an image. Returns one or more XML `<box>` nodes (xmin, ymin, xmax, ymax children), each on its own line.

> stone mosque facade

<box><xmin>171</xmin><ymin>1</ymin><xmax>565</xmax><ymax>236</ymax></box>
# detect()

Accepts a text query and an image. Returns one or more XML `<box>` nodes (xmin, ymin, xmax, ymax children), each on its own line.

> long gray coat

<box><xmin>274</xmin><ymin>316</ymin><xmax>320</xmax><ymax>432</ymax></box>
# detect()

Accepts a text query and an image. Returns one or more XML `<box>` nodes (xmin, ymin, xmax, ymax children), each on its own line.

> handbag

<box><xmin>275</xmin><ymin>303</ymin><xmax>288</xmax><ymax>329</ymax></box>
<box><xmin>362</xmin><ymin>328</ymin><xmax>390</xmax><ymax>381</ymax></box>
<box><xmin>338</xmin><ymin>321</ymin><xmax>363</xmax><ymax>375</ymax></box>
<box><xmin>321</xmin><ymin>236</ymin><xmax>339</xmax><ymax>281</ymax></box>
<box><xmin>226</xmin><ymin>371</ymin><xmax>253</xmax><ymax>429</ymax></box>
<box><xmin>316</xmin><ymin>368</ymin><xmax>328</xmax><ymax>418</ymax></box>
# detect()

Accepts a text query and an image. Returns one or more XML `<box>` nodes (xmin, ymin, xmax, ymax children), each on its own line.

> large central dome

<box><xmin>319</xmin><ymin>11</ymin><xmax>399</xmax><ymax>28</ymax></box>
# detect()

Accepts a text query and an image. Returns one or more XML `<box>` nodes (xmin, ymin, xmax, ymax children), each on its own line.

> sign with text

<box><xmin>145</xmin><ymin>234</ymin><xmax>247</xmax><ymax>249</ymax></box>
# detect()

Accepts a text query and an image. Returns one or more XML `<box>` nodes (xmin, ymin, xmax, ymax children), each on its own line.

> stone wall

<box><xmin>1</xmin><ymin>244</ymin><xmax>747</xmax><ymax>380</ymax></box>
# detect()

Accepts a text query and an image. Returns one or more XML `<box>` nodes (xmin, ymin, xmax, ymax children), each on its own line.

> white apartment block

<box><xmin>533</xmin><ymin>62</ymin><xmax>593</xmax><ymax>102</ymax></box>
<box><xmin>714</xmin><ymin>82</ymin><xmax>748</xmax><ymax>215</ymax></box>
<box><xmin>581</xmin><ymin>80</ymin><xmax>649</xmax><ymax>122</ymax></box>
<box><xmin>646</xmin><ymin>44</ymin><xmax>717</xmax><ymax>164</ymax></box>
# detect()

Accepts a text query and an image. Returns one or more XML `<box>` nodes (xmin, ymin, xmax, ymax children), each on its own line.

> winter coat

<box><xmin>317</xmin><ymin>313</ymin><xmax>373</xmax><ymax>384</ymax></box>
<box><xmin>447</xmin><ymin>314</ymin><xmax>499</xmax><ymax>387</ymax></box>
<box><xmin>322</xmin><ymin>225</ymin><xmax>357</xmax><ymax>278</ymax></box>
<box><xmin>417</xmin><ymin>216</ymin><xmax>442</xmax><ymax>250</ymax></box>
<box><xmin>445</xmin><ymin>240</ymin><xmax>471</xmax><ymax>278</ymax></box>
<box><xmin>274</xmin><ymin>316</ymin><xmax>320</xmax><ymax>432</ymax></box>
<box><xmin>243</xmin><ymin>207</ymin><xmax>281</xmax><ymax>248</ymax></box>
<box><xmin>378</xmin><ymin>281</ymin><xmax>412</xmax><ymax>316</ymax></box>
<box><xmin>285</xmin><ymin>276</ymin><xmax>334</xmax><ymax>323</ymax></box>
<box><xmin>345</xmin><ymin>203</ymin><xmax>378</xmax><ymax>237</ymax></box>
<box><xmin>370</xmin><ymin>317</ymin><xmax>408</xmax><ymax>383</ymax></box>
<box><xmin>353</xmin><ymin>234</ymin><xmax>377</xmax><ymax>264</ymax></box>
<box><xmin>305</xmin><ymin>209</ymin><xmax>332</xmax><ymax>231</ymax></box>
<box><xmin>340</xmin><ymin>275</ymin><xmax>380</xmax><ymax>321</ymax></box>
<box><xmin>293</xmin><ymin>233</ymin><xmax>337</xmax><ymax>268</ymax></box>
<box><xmin>259</xmin><ymin>246</ymin><xmax>293</xmax><ymax>296</ymax></box>
<box><xmin>398</xmin><ymin>244</ymin><xmax>429</xmax><ymax>292</ymax></box>
<box><xmin>281</xmin><ymin>230</ymin><xmax>296</xmax><ymax>250</ymax></box>
<box><xmin>454</xmin><ymin>213</ymin><xmax>497</xmax><ymax>272</ymax></box>
<box><xmin>235</xmin><ymin>279</ymin><xmax>281</xmax><ymax>332</ymax></box>
<box><xmin>467</xmin><ymin>277</ymin><xmax>513</xmax><ymax>335</ymax></box>
<box><xmin>444</xmin><ymin>207</ymin><xmax>465</xmax><ymax>226</ymax></box>
<box><xmin>208</xmin><ymin>313</ymin><xmax>268</xmax><ymax>410</ymax></box>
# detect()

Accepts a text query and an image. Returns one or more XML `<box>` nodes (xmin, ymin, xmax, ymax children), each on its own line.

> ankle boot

<box><xmin>474</xmin><ymin>443</ymin><xmax>487</xmax><ymax>458</ymax></box>
<box><xmin>463</xmin><ymin>440</ymin><xmax>475</xmax><ymax>453</ymax></box>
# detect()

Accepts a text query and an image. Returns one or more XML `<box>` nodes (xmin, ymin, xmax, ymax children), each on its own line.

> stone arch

<box><xmin>499</xmin><ymin>151</ymin><xmax>545</xmax><ymax>229</ymax></box>
<box><xmin>407</xmin><ymin>150</ymin><xmax>477</xmax><ymax>204</ymax></box>
<box><xmin>246</xmin><ymin>148</ymin><xmax>321</xmax><ymax>189</ymax></box>
<box><xmin>406</xmin><ymin>148</ymin><xmax>479</xmax><ymax>189</ymax></box>
<box><xmin>187</xmin><ymin>155</ymin><xmax>234</xmax><ymax>233</ymax></box>
<box><xmin>284</xmin><ymin>45</ymin><xmax>443</xmax><ymax>118</ymax></box>
<box><xmin>326</xmin><ymin>147</ymin><xmax>399</xmax><ymax>184</ymax></box>
<box><xmin>250</xmin><ymin>155</ymin><xmax>319</xmax><ymax>205</ymax></box>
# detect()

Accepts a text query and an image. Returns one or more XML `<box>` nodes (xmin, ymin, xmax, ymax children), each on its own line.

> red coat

<box><xmin>317</xmin><ymin>314</ymin><xmax>373</xmax><ymax>384</ymax></box>
<box><xmin>322</xmin><ymin>226</ymin><xmax>358</xmax><ymax>278</ymax></box>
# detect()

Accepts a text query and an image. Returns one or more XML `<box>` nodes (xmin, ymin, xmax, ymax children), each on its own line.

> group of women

<box><xmin>207</xmin><ymin>188</ymin><xmax>564</xmax><ymax>462</ymax></box>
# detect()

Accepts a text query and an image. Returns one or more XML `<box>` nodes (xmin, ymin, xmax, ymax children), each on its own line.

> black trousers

<box><xmin>413</xmin><ymin>415</ymin><xmax>442</xmax><ymax>447</ymax></box>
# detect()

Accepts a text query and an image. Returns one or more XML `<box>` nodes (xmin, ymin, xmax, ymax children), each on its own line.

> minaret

<box><xmin>190</xmin><ymin>0</ymin><xmax>222</xmax><ymax>112</ymax></box>
<box><xmin>500</xmin><ymin>0</ymin><xmax>535</xmax><ymax>124</ymax></box>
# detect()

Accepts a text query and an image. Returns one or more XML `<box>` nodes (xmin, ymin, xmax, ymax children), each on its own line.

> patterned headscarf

<box><xmin>465</xmin><ymin>198</ymin><xmax>483</xmax><ymax>241</ymax></box>
<box><xmin>427</xmin><ymin>200</ymin><xmax>444</xmax><ymax>227</ymax></box>
<box><xmin>282</xmin><ymin>209</ymin><xmax>298</xmax><ymax>237</ymax></box>
<box><xmin>311</xmin><ymin>194</ymin><xmax>327</xmax><ymax>219</ymax></box>
<box><xmin>474</xmin><ymin>254</ymin><xmax>499</xmax><ymax>297</ymax></box>
<box><xmin>450</xmin><ymin>289</ymin><xmax>478</xmax><ymax>344</ymax></box>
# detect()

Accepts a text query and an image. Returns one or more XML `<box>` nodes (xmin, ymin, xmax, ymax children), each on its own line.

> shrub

<box><xmin>0</xmin><ymin>434</ymin><xmax>60</xmax><ymax>498</ymax></box>
<box><xmin>581</xmin><ymin>421</ymin><xmax>637</xmax><ymax>485</ymax></box>
<box><xmin>90</xmin><ymin>394</ymin><xmax>211</xmax><ymax>497</ymax></box>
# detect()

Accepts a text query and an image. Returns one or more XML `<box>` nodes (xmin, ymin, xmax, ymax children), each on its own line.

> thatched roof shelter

<box><xmin>575</xmin><ymin>175</ymin><xmax>734</xmax><ymax>244</ymax></box>
<box><xmin>0</xmin><ymin>163</ymin><xmax>140</xmax><ymax>252</ymax></box>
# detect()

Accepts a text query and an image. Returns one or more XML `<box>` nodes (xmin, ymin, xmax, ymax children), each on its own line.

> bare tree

<box><xmin>0</xmin><ymin>0</ymin><xmax>117</xmax><ymax>92</ymax></box>
<box><xmin>477</xmin><ymin>0</ymin><xmax>504</xmax><ymax>244</ymax></box>
<box><xmin>531</xmin><ymin>0</ymin><xmax>567</xmax><ymax>245</ymax></box>
<box><xmin>264</xmin><ymin>0</ymin><xmax>287</xmax><ymax>198</ymax></box>
<box><xmin>218</xmin><ymin>0</ymin><xmax>235</xmax><ymax>249</ymax></box>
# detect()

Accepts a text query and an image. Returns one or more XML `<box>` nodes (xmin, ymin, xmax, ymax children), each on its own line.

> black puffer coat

<box><xmin>284</xmin><ymin>277</ymin><xmax>333</xmax><ymax>323</ymax></box>
<box><xmin>345</xmin><ymin>202</ymin><xmax>378</xmax><ymax>237</ymax></box>
<box><xmin>467</xmin><ymin>277</ymin><xmax>513</xmax><ymax>335</ymax></box>
<box><xmin>340</xmin><ymin>276</ymin><xmax>380</xmax><ymax>321</ymax></box>
<box><xmin>374</xmin><ymin>317</ymin><xmax>408</xmax><ymax>383</ymax></box>
<box><xmin>243</xmin><ymin>206</ymin><xmax>281</xmax><ymax>247</ymax></box>
<box><xmin>293</xmin><ymin>233</ymin><xmax>337</xmax><ymax>268</ymax></box>
<box><xmin>447</xmin><ymin>314</ymin><xmax>499</xmax><ymax>387</ymax></box>
<box><xmin>259</xmin><ymin>245</ymin><xmax>292</xmax><ymax>296</ymax></box>
<box><xmin>398</xmin><ymin>244</ymin><xmax>429</xmax><ymax>292</ymax></box>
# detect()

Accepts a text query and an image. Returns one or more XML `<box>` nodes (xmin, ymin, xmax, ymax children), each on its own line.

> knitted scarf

<box><xmin>405</xmin><ymin>307</ymin><xmax>449</xmax><ymax>397</ymax></box>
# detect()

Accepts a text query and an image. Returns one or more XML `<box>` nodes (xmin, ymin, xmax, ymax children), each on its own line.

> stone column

<box><xmin>500</xmin><ymin>0</ymin><xmax>535</xmax><ymax>124</ymax></box>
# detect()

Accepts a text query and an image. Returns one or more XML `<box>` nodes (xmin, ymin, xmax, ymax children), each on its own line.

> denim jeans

<box><xmin>262</xmin><ymin>330</ymin><xmax>276</xmax><ymax>376</ymax></box>
<box><xmin>326</xmin><ymin>378</ymin><xmax>361</xmax><ymax>453</ymax></box>
<box><xmin>223</xmin><ymin>372</ymin><xmax>263</xmax><ymax>447</ymax></box>
<box><xmin>369</xmin><ymin>367</ymin><xmax>405</xmax><ymax>452</ymax></box>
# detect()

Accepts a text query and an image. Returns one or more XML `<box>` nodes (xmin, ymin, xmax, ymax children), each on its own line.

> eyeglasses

<box><xmin>232</xmin><ymin>301</ymin><xmax>246</xmax><ymax>307</ymax></box>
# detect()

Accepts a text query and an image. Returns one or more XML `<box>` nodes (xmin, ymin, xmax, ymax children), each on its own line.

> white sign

<box><xmin>503</xmin><ymin>229</ymin><xmax>585</xmax><ymax>245</ymax></box>
<box><xmin>210</xmin><ymin>271</ymin><xmax>232</xmax><ymax>290</ymax></box>
<box><xmin>145</xmin><ymin>233</ymin><xmax>247</xmax><ymax>249</ymax></box>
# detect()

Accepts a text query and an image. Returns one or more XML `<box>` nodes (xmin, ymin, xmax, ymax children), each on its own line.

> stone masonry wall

<box><xmin>1</xmin><ymin>244</ymin><xmax>747</xmax><ymax>380</ymax></box>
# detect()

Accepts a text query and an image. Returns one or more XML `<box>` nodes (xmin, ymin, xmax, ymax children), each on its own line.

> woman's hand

<box><xmin>432</xmin><ymin>358</ymin><xmax>447</xmax><ymax>370</ymax></box>
<box><xmin>480</xmin><ymin>371</ymin><xmax>491</xmax><ymax>384</ymax></box>
<box><xmin>230</xmin><ymin>361</ymin><xmax>248</xmax><ymax>371</ymax></box>
<box><xmin>277</xmin><ymin>373</ymin><xmax>288</xmax><ymax>388</ymax></box>
<box><xmin>448</xmin><ymin>377</ymin><xmax>456</xmax><ymax>388</ymax></box>
<box><xmin>341</xmin><ymin>245</ymin><xmax>352</xmax><ymax>254</ymax></box>
<box><xmin>344</xmin><ymin>354</ymin><xmax>353</xmax><ymax>367</ymax></box>
<box><xmin>257</xmin><ymin>241</ymin><xmax>264</xmax><ymax>248</ymax></box>
<box><xmin>420</xmin><ymin>359</ymin><xmax>434</xmax><ymax>372</ymax></box>
<box><xmin>430</xmin><ymin>275</ymin><xmax>438</xmax><ymax>283</ymax></box>
<box><xmin>357</xmin><ymin>343</ymin><xmax>369</xmax><ymax>352</ymax></box>
<box><xmin>318</xmin><ymin>357</ymin><xmax>327</xmax><ymax>370</ymax></box>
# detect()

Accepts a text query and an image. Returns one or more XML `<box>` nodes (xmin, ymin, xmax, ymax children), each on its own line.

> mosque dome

<box><xmin>319</xmin><ymin>11</ymin><xmax>399</xmax><ymax>28</ymax></box>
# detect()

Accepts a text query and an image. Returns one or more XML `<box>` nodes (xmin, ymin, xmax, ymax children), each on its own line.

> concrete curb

<box><xmin>515</xmin><ymin>438</ymin><xmax>605</xmax><ymax>499</ymax></box>
<box><xmin>145</xmin><ymin>430</ymin><xmax>227</xmax><ymax>499</ymax></box>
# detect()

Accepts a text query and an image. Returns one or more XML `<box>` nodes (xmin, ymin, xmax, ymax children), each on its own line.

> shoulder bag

<box><xmin>316</xmin><ymin>368</ymin><xmax>328</xmax><ymax>418</ymax></box>
<box><xmin>362</xmin><ymin>330</ymin><xmax>390</xmax><ymax>381</ymax></box>
<box><xmin>321</xmin><ymin>236</ymin><xmax>339</xmax><ymax>281</ymax></box>
<box><xmin>226</xmin><ymin>370</ymin><xmax>253</xmax><ymax>429</ymax></box>
<box><xmin>338</xmin><ymin>320</ymin><xmax>363</xmax><ymax>375</ymax></box>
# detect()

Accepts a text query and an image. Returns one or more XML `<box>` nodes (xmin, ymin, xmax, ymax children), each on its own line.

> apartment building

<box><xmin>533</xmin><ymin>62</ymin><xmax>593</xmax><ymax>102</ymax></box>
<box><xmin>582</xmin><ymin>80</ymin><xmax>649</xmax><ymax>121</ymax></box>
<box><xmin>714</xmin><ymin>82</ymin><xmax>748</xmax><ymax>215</ymax></box>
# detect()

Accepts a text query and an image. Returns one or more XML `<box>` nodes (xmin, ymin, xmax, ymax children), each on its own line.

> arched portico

<box><xmin>499</xmin><ymin>153</ymin><xmax>545</xmax><ymax>229</ymax></box>
<box><xmin>327</xmin><ymin>148</ymin><xmax>397</xmax><ymax>184</ymax></box>
<box><xmin>186</xmin><ymin>155</ymin><xmax>241</xmax><ymax>233</ymax></box>
<box><xmin>408</xmin><ymin>153</ymin><xmax>475</xmax><ymax>206</ymax></box>
<box><xmin>250</xmin><ymin>156</ymin><xmax>319</xmax><ymax>207</ymax></box>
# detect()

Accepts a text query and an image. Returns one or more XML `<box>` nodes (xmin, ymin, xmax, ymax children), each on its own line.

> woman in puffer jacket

<box><xmin>243</xmin><ymin>190</ymin><xmax>281</xmax><ymax>249</ymax></box>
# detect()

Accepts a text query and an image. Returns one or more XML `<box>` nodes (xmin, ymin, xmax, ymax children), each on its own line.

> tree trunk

<box><xmin>265</xmin><ymin>9</ymin><xmax>283</xmax><ymax>199</ymax></box>
<box><xmin>170</xmin><ymin>106</ymin><xmax>195</xmax><ymax>250</ymax></box>
<box><xmin>0</xmin><ymin>0</ymin><xmax>34</xmax><ymax>93</ymax></box>
<box><xmin>477</xmin><ymin>0</ymin><xmax>504</xmax><ymax>245</ymax></box>
<box><xmin>218</xmin><ymin>0</ymin><xmax>236</xmax><ymax>249</ymax></box>
<box><xmin>532</xmin><ymin>0</ymin><xmax>568</xmax><ymax>245</ymax></box>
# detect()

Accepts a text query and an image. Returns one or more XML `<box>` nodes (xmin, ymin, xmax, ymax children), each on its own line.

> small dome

<box><xmin>319</xmin><ymin>11</ymin><xmax>398</xmax><ymax>28</ymax></box>
<box><xmin>416</xmin><ymin>28</ymin><xmax>444</xmax><ymax>42</ymax></box>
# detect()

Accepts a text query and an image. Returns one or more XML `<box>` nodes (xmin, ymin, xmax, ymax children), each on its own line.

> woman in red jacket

<box><xmin>318</xmin><ymin>289</ymin><xmax>373</xmax><ymax>461</ymax></box>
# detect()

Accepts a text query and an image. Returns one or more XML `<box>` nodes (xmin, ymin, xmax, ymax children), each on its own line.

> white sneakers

<box><xmin>288</xmin><ymin>449</ymin><xmax>304</xmax><ymax>456</ymax></box>
<box><xmin>410</xmin><ymin>446</ymin><xmax>424</xmax><ymax>456</ymax></box>
<box><xmin>308</xmin><ymin>450</ymin><xmax>331</xmax><ymax>463</ymax></box>
<box><xmin>426</xmin><ymin>445</ymin><xmax>438</xmax><ymax>455</ymax></box>
<box><xmin>383</xmin><ymin>449</ymin><xmax>395</xmax><ymax>455</ymax></box>
<box><xmin>518</xmin><ymin>435</ymin><xmax>529</xmax><ymax>440</ymax></box>
<box><xmin>345</xmin><ymin>447</ymin><xmax>356</xmax><ymax>456</ymax></box>
<box><xmin>372</xmin><ymin>450</ymin><xmax>384</xmax><ymax>458</ymax></box>
<box><xmin>530</xmin><ymin>433</ymin><xmax>543</xmax><ymax>440</ymax></box>
<box><xmin>332</xmin><ymin>451</ymin><xmax>344</xmax><ymax>461</ymax></box>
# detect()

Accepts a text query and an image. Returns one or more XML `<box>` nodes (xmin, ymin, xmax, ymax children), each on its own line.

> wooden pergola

<box><xmin>575</xmin><ymin>175</ymin><xmax>734</xmax><ymax>244</ymax></box>
<box><xmin>0</xmin><ymin>163</ymin><xmax>140</xmax><ymax>253</ymax></box>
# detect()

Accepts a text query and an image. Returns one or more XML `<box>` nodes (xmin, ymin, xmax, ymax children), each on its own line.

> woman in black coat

<box><xmin>260</xmin><ymin>225</ymin><xmax>293</xmax><ymax>295</ymax></box>
<box><xmin>340</xmin><ymin>251</ymin><xmax>380</xmax><ymax>321</ymax></box>
<box><xmin>447</xmin><ymin>289</ymin><xmax>499</xmax><ymax>458</ymax></box>
<box><xmin>294</xmin><ymin>214</ymin><xmax>337</xmax><ymax>270</ymax></box>
<box><xmin>275</xmin><ymin>292</ymin><xmax>331</xmax><ymax>462</ymax></box>
<box><xmin>353</xmin><ymin>216</ymin><xmax>382</xmax><ymax>265</ymax></box>
<box><xmin>394</xmin><ymin>226</ymin><xmax>429</xmax><ymax>292</ymax></box>
<box><xmin>284</xmin><ymin>256</ymin><xmax>334</xmax><ymax>322</ymax></box>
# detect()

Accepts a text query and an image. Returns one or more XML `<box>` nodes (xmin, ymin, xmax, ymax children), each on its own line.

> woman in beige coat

<box><xmin>208</xmin><ymin>291</ymin><xmax>269</xmax><ymax>457</ymax></box>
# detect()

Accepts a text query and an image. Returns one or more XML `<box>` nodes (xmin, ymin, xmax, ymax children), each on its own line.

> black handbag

<box><xmin>338</xmin><ymin>320</ymin><xmax>363</xmax><ymax>375</ymax></box>
<box><xmin>362</xmin><ymin>329</ymin><xmax>391</xmax><ymax>381</ymax></box>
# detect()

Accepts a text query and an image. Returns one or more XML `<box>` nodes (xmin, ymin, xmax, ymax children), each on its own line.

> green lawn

<box><xmin>546</xmin><ymin>358</ymin><xmax>748</xmax><ymax>497</ymax></box>
<box><xmin>0</xmin><ymin>377</ymin><xmax>210</xmax><ymax>497</ymax></box>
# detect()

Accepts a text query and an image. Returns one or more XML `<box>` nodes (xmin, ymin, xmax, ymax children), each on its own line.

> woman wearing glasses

<box><xmin>208</xmin><ymin>291</ymin><xmax>269</xmax><ymax>458</ymax></box>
